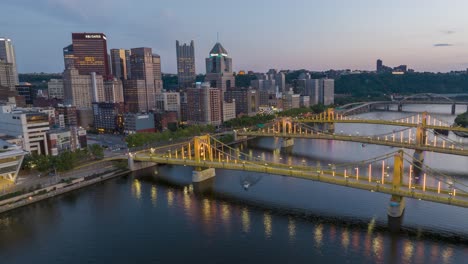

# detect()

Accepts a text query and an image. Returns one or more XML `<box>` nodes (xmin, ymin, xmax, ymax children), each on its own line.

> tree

<box><xmin>89</xmin><ymin>144</ymin><xmax>104</xmax><ymax>160</ymax></box>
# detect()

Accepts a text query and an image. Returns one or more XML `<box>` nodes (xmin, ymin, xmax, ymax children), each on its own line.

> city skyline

<box><xmin>2</xmin><ymin>0</ymin><xmax>468</xmax><ymax>73</ymax></box>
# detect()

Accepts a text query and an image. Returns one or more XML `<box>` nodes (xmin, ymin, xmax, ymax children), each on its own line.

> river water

<box><xmin>0</xmin><ymin>105</ymin><xmax>467</xmax><ymax>264</ymax></box>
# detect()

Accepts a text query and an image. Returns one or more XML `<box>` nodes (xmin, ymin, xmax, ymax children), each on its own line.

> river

<box><xmin>0</xmin><ymin>104</ymin><xmax>467</xmax><ymax>263</ymax></box>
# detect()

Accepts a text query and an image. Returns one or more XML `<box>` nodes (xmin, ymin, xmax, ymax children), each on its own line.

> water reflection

<box><xmin>314</xmin><ymin>224</ymin><xmax>323</xmax><ymax>249</ymax></box>
<box><xmin>341</xmin><ymin>228</ymin><xmax>350</xmax><ymax>250</ymax></box>
<box><xmin>288</xmin><ymin>217</ymin><xmax>296</xmax><ymax>241</ymax></box>
<box><xmin>167</xmin><ymin>189</ymin><xmax>174</xmax><ymax>207</ymax></box>
<box><xmin>264</xmin><ymin>212</ymin><xmax>272</xmax><ymax>238</ymax></box>
<box><xmin>132</xmin><ymin>179</ymin><xmax>141</xmax><ymax>200</ymax></box>
<box><xmin>151</xmin><ymin>186</ymin><xmax>157</xmax><ymax>206</ymax></box>
<box><xmin>241</xmin><ymin>207</ymin><xmax>250</xmax><ymax>233</ymax></box>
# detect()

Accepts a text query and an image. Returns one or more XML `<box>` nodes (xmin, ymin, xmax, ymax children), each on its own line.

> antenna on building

<box><xmin>217</xmin><ymin>32</ymin><xmax>219</xmax><ymax>43</ymax></box>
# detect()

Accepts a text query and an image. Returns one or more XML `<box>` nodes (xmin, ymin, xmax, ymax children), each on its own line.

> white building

<box><xmin>0</xmin><ymin>105</ymin><xmax>51</xmax><ymax>155</ymax></box>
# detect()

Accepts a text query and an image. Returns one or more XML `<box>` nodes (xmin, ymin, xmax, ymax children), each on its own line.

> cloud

<box><xmin>440</xmin><ymin>30</ymin><xmax>455</xmax><ymax>35</ymax></box>
<box><xmin>433</xmin><ymin>43</ymin><xmax>453</xmax><ymax>47</ymax></box>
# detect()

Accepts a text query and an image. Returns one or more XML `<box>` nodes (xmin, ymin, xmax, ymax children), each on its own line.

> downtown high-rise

<box><xmin>205</xmin><ymin>42</ymin><xmax>234</xmax><ymax>92</ymax></box>
<box><xmin>110</xmin><ymin>49</ymin><xmax>130</xmax><ymax>80</ymax></box>
<box><xmin>64</xmin><ymin>33</ymin><xmax>110</xmax><ymax>78</ymax></box>
<box><xmin>176</xmin><ymin>40</ymin><xmax>196</xmax><ymax>88</ymax></box>
<box><xmin>0</xmin><ymin>37</ymin><xmax>19</xmax><ymax>85</ymax></box>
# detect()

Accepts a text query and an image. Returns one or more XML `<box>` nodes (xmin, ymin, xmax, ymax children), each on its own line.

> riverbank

<box><xmin>0</xmin><ymin>168</ymin><xmax>131</xmax><ymax>215</ymax></box>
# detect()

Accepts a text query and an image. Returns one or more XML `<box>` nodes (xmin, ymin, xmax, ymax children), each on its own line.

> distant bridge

<box><xmin>236</xmin><ymin>111</ymin><xmax>468</xmax><ymax>156</ymax></box>
<box><xmin>337</xmin><ymin>93</ymin><xmax>468</xmax><ymax>115</ymax></box>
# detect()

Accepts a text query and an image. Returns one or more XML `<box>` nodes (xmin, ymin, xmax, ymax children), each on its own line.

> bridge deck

<box><xmin>134</xmin><ymin>153</ymin><xmax>468</xmax><ymax>208</ymax></box>
<box><xmin>237</xmin><ymin>131</ymin><xmax>468</xmax><ymax>156</ymax></box>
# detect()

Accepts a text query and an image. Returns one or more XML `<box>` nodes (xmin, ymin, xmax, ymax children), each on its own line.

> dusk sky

<box><xmin>2</xmin><ymin>0</ymin><xmax>468</xmax><ymax>74</ymax></box>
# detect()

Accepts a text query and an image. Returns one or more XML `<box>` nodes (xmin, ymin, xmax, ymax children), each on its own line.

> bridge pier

<box><xmin>128</xmin><ymin>154</ymin><xmax>135</xmax><ymax>171</ymax></box>
<box><xmin>281</xmin><ymin>138</ymin><xmax>294</xmax><ymax>148</ymax></box>
<box><xmin>451</xmin><ymin>103</ymin><xmax>456</xmax><ymax>115</ymax></box>
<box><xmin>324</xmin><ymin>123</ymin><xmax>335</xmax><ymax>133</ymax></box>
<box><xmin>388</xmin><ymin>151</ymin><xmax>405</xmax><ymax>225</ymax></box>
<box><xmin>192</xmin><ymin>167</ymin><xmax>216</xmax><ymax>182</ymax></box>
<box><xmin>397</xmin><ymin>103</ymin><xmax>403</xmax><ymax>112</ymax></box>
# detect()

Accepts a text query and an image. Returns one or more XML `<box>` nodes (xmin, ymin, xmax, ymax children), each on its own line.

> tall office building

<box><xmin>304</xmin><ymin>78</ymin><xmax>334</xmax><ymax>105</ymax></box>
<box><xmin>275</xmin><ymin>72</ymin><xmax>286</xmax><ymax>92</ymax></box>
<box><xmin>152</xmin><ymin>54</ymin><xmax>163</xmax><ymax>94</ymax></box>
<box><xmin>63</xmin><ymin>67</ymin><xmax>105</xmax><ymax>108</ymax></box>
<box><xmin>205</xmin><ymin>42</ymin><xmax>235</xmax><ymax>92</ymax></box>
<box><xmin>63</xmin><ymin>44</ymin><xmax>75</xmax><ymax>69</ymax></box>
<box><xmin>0</xmin><ymin>38</ymin><xmax>18</xmax><ymax>85</ymax></box>
<box><xmin>67</xmin><ymin>33</ymin><xmax>110</xmax><ymax>78</ymax></box>
<box><xmin>110</xmin><ymin>49</ymin><xmax>129</xmax><ymax>80</ymax></box>
<box><xmin>186</xmin><ymin>82</ymin><xmax>222</xmax><ymax>126</ymax></box>
<box><xmin>123</xmin><ymin>79</ymin><xmax>147</xmax><ymax>113</ymax></box>
<box><xmin>128</xmin><ymin>47</ymin><xmax>156</xmax><ymax>111</ymax></box>
<box><xmin>0</xmin><ymin>60</ymin><xmax>15</xmax><ymax>91</ymax></box>
<box><xmin>176</xmin><ymin>40</ymin><xmax>196</xmax><ymax>88</ymax></box>
<box><xmin>125</xmin><ymin>50</ymin><xmax>132</xmax><ymax>79</ymax></box>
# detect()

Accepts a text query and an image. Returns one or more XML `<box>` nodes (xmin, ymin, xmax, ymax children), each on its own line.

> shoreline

<box><xmin>0</xmin><ymin>168</ymin><xmax>133</xmax><ymax>215</ymax></box>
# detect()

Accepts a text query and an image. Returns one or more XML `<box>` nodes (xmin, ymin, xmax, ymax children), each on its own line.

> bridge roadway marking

<box><xmin>133</xmin><ymin>153</ymin><xmax>468</xmax><ymax>208</ymax></box>
<box><xmin>236</xmin><ymin>132</ymin><xmax>468</xmax><ymax>157</ymax></box>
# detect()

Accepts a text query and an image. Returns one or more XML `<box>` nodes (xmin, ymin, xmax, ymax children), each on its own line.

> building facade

<box><xmin>123</xmin><ymin>79</ymin><xmax>147</xmax><ymax>113</ymax></box>
<box><xmin>92</xmin><ymin>102</ymin><xmax>125</xmax><ymax>133</ymax></box>
<box><xmin>48</xmin><ymin>79</ymin><xmax>64</xmax><ymax>99</ymax></box>
<box><xmin>186</xmin><ymin>82</ymin><xmax>222</xmax><ymax>126</ymax></box>
<box><xmin>0</xmin><ymin>60</ymin><xmax>15</xmax><ymax>91</ymax></box>
<box><xmin>205</xmin><ymin>43</ymin><xmax>235</xmax><ymax>92</ymax></box>
<box><xmin>222</xmin><ymin>100</ymin><xmax>236</xmax><ymax>122</ymax></box>
<box><xmin>130</xmin><ymin>47</ymin><xmax>156</xmax><ymax>110</ymax></box>
<box><xmin>68</xmin><ymin>33</ymin><xmax>110</xmax><ymax>78</ymax></box>
<box><xmin>0</xmin><ymin>38</ymin><xmax>18</xmax><ymax>84</ymax></box>
<box><xmin>176</xmin><ymin>40</ymin><xmax>196</xmax><ymax>88</ymax></box>
<box><xmin>0</xmin><ymin>105</ymin><xmax>51</xmax><ymax>155</ymax></box>
<box><xmin>152</xmin><ymin>54</ymin><xmax>163</xmax><ymax>94</ymax></box>
<box><xmin>224</xmin><ymin>88</ymin><xmax>258</xmax><ymax>116</ymax></box>
<box><xmin>110</xmin><ymin>49</ymin><xmax>129</xmax><ymax>80</ymax></box>
<box><xmin>63</xmin><ymin>67</ymin><xmax>105</xmax><ymax>108</ymax></box>
<box><xmin>104</xmin><ymin>78</ymin><xmax>124</xmax><ymax>103</ymax></box>
<box><xmin>156</xmin><ymin>92</ymin><xmax>181</xmax><ymax>118</ymax></box>
<box><xmin>124</xmin><ymin>112</ymin><xmax>155</xmax><ymax>134</ymax></box>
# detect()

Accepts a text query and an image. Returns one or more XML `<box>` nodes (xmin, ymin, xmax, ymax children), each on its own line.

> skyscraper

<box><xmin>0</xmin><ymin>60</ymin><xmax>15</xmax><ymax>91</ymax></box>
<box><xmin>69</xmin><ymin>33</ymin><xmax>110</xmax><ymax>78</ymax></box>
<box><xmin>205</xmin><ymin>42</ymin><xmax>235</xmax><ymax>92</ymax></box>
<box><xmin>128</xmin><ymin>47</ymin><xmax>156</xmax><ymax>111</ymax></box>
<box><xmin>110</xmin><ymin>49</ymin><xmax>129</xmax><ymax>80</ymax></box>
<box><xmin>176</xmin><ymin>40</ymin><xmax>196</xmax><ymax>88</ymax></box>
<box><xmin>152</xmin><ymin>54</ymin><xmax>163</xmax><ymax>94</ymax></box>
<box><xmin>0</xmin><ymin>38</ymin><xmax>18</xmax><ymax>85</ymax></box>
<box><xmin>63</xmin><ymin>44</ymin><xmax>75</xmax><ymax>69</ymax></box>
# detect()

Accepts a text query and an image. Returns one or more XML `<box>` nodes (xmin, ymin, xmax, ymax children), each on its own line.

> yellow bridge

<box><xmin>236</xmin><ymin>110</ymin><xmax>468</xmax><ymax>156</ymax></box>
<box><xmin>129</xmin><ymin>135</ymin><xmax>468</xmax><ymax>216</ymax></box>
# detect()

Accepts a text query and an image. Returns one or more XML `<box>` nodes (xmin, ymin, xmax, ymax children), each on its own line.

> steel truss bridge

<box><xmin>129</xmin><ymin>134</ymin><xmax>468</xmax><ymax>210</ymax></box>
<box><xmin>235</xmin><ymin>111</ymin><xmax>468</xmax><ymax>156</ymax></box>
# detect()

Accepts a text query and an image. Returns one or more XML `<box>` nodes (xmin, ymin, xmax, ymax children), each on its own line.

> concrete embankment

<box><xmin>0</xmin><ymin>169</ymin><xmax>131</xmax><ymax>215</ymax></box>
